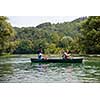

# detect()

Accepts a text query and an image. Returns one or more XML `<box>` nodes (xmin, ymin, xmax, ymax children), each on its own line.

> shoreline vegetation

<box><xmin>0</xmin><ymin>16</ymin><xmax>100</xmax><ymax>55</ymax></box>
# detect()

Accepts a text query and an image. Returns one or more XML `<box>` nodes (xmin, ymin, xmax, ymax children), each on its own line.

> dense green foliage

<box><xmin>0</xmin><ymin>16</ymin><xmax>18</xmax><ymax>54</ymax></box>
<box><xmin>79</xmin><ymin>16</ymin><xmax>100</xmax><ymax>54</ymax></box>
<box><xmin>13</xmin><ymin>17</ymin><xmax>86</xmax><ymax>54</ymax></box>
<box><xmin>1</xmin><ymin>16</ymin><xmax>100</xmax><ymax>55</ymax></box>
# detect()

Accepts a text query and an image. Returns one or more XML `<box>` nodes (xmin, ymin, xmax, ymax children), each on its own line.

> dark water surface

<box><xmin>0</xmin><ymin>55</ymin><xmax>100</xmax><ymax>83</ymax></box>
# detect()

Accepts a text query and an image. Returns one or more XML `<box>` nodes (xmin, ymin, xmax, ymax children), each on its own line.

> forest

<box><xmin>0</xmin><ymin>16</ymin><xmax>100</xmax><ymax>55</ymax></box>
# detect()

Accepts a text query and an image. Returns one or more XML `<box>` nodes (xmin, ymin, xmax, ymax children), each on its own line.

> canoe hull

<box><xmin>31</xmin><ymin>58</ymin><xmax>83</xmax><ymax>63</ymax></box>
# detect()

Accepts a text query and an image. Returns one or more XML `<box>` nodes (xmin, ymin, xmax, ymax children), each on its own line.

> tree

<box><xmin>59</xmin><ymin>36</ymin><xmax>73</xmax><ymax>50</ymax></box>
<box><xmin>14</xmin><ymin>40</ymin><xmax>34</xmax><ymax>54</ymax></box>
<box><xmin>46</xmin><ymin>43</ymin><xmax>60</xmax><ymax>54</ymax></box>
<box><xmin>12</xmin><ymin>17</ymin><xmax>87</xmax><ymax>54</ymax></box>
<box><xmin>79</xmin><ymin>16</ymin><xmax>100</xmax><ymax>54</ymax></box>
<box><xmin>50</xmin><ymin>32</ymin><xmax>60</xmax><ymax>45</ymax></box>
<box><xmin>0</xmin><ymin>16</ymin><xmax>16</xmax><ymax>54</ymax></box>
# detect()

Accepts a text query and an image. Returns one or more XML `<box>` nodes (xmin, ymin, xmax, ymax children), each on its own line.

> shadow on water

<box><xmin>30</xmin><ymin>62</ymin><xmax>83</xmax><ymax>74</ymax></box>
<box><xmin>31</xmin><ymin>62</ymin><xmax>83</xmax><ymax>68</ymax></box>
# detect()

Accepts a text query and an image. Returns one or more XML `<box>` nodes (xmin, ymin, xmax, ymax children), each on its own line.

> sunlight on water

<box><xmin>0</xmin><ymin>55</ymin><xmax>100</xmax><ymax>83</ymax></box>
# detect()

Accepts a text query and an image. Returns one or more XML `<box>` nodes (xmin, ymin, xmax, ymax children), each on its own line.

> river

<box><xmin>0</xmin><ymin>54</ymin><xmax>100</xmax><ymax>83</ymax></box>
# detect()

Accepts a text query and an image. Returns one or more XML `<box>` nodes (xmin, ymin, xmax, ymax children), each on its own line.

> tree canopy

<box><xmin>0</xmin><ymin>16</ymin><xmax>17</xmax><ymax>54</ymax></box>
<box><xmin>13</xmin><ymin>17</ymin><xmax>86</xmax><ymax>54</ymax></box>
<box><xmin>3</xmin><ymin>16</ymin><xmax>100</xmax><ymax>55</ymax></box>
<box><xmin>79</xmin><ymin>16</ymin><xmax>100</xmax><ymax>54</ymax></box>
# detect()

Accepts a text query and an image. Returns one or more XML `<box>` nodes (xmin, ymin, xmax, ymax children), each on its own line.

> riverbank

<box><xmin>0</xmin><ymin>53</ymin><xmax>100</xmax><ymax>58</ymax></box>
<box><xmin>0</xmin><ymin>54</ymin><xmax>36</xmax><ymax>58</ymax></box>
<box><xmin>0</xmin><ymin>52</ymin><xmax>100</xmax><ymax>59</ymax></box>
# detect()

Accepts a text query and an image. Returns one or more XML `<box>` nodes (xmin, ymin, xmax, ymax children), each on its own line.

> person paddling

<box><xmin>62</xmin><ymin>50</ymin><xmax>71</xmax><ymax>59</ymax></box>
<box><xmin>37</xmin><ymin>47</ymin><xmax>43</xmax><ymax>60</ymax></box>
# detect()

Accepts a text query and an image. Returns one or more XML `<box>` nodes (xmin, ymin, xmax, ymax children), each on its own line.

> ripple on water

<box><xmin>0</xmin><ymin>55</ymin><xmax>100</xmax><ymax>83</ymax></box>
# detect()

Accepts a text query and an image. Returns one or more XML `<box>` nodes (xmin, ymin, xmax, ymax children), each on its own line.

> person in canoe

<box><xmin>62</xmin><ymin>49</ymin><xmax>71</xmax><ymax>59</ymax></box>
<box><xmin>37</xmin><ymin>47</ymin><xmax>43</xmax><ymax>60</ymax></box>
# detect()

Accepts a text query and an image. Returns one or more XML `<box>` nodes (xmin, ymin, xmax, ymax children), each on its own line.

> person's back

<box><xmin>61</xmin><ymin>50</ymin><xmax>65</xmax><ymax>59</ymax></box>
<box><xmin>37</xmin><ymin>48</ymin><xmax>43</xmax><ymax>60</ymax></box>
<box><xmin>63</xmin><ymin>50</ymin><xmax>70</xmax><ymax>59</ymax></box>
<box><xmin>38</xmin><ymin>52</ymin><xmax>42</xmax><ymax>59</ymax></box>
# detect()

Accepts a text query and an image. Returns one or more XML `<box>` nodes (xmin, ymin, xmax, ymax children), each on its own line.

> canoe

<box><xmin>31</xmin><ymin>57</ymin><xmax>83</xmax><ymax>63</ymax></box>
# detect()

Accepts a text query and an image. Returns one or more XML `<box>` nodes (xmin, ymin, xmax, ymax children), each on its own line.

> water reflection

<box><xmin>35</xmin><ymin>63</ymin><xmax>48</xmax><ymax>72</ymax></box>
<box><xmin>30</xmin><ymin>63</ymin><xmax>83</xmax><ymax>83</ymax></box>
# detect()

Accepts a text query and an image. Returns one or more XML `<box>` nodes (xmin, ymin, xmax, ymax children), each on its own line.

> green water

<box><xmin>0</xmin><ymin>55</ymin><xmax>100</xmax><ymax>83</ymax></box>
